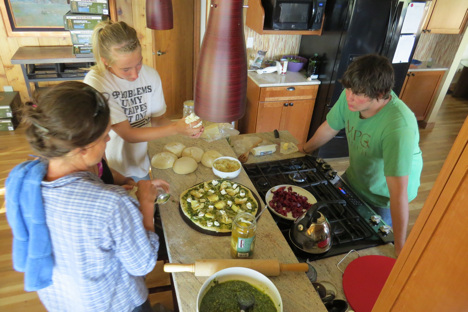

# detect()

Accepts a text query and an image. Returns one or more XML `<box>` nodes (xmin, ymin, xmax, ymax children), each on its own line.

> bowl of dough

<box><xmin>197</xmin><ymin>267</ymin><xmax>282</xmax><ymax>312</ymax></box>
<box><xmin>212</xmin><ymin>156</ymin><xmax>242</xmax><ymax>179</ymax></box>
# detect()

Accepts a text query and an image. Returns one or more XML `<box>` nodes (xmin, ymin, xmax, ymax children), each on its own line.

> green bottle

<box><xmin>307</xmin><ymin>53</ymin><xmax>320</xmax><ymax>79</ymax></box>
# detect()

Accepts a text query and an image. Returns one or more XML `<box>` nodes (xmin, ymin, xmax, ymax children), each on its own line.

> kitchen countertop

<box><xmin>147</xmin><ymin>132</ymin><xmax>396</xmax><ymax>311</ymax></box>
<box><xmin>408</xmin><ymin>61</ymin><xmax>449</xmax><ymax>72</ymax></box>
<box><xmin>147</xmin><ymin>135</ymin><xmax>327</xmax><ymax>312</ymax></box>
<box><xmin>313</xmin><ymin>244</ymin><xmax>396</xmax><ymax>301</ymax></box>
<box><xmin>229</xmin><ymin>130</ymin><xmax>304</xmax><ymax>163</ymax></box>
<box><xmin>248</xmin><ymin>70</ymin><xmax>321</xmax><ymax>87</ymax></box>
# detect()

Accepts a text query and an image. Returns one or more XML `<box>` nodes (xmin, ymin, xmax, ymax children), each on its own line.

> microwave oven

<box><xmin>262</xmin><ymin>0</ymin><xmax>327</xmax><ymax>30</ymax></box>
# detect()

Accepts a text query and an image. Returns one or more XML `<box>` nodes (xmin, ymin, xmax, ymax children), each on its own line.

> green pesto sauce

<box><xmin>200</xmin><ymin>280</ymin><xmax>277</xmax><ymax>312</ymax></box>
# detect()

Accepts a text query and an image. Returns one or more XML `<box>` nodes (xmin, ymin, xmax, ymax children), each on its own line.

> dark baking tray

<box><xmin>178</xmin><ymin>185</ymin><xmax>263</xmax><ymax>236</ymax></box>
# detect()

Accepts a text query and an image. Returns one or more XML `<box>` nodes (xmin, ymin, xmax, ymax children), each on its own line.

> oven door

<box><xmin>273</xmin><ymin>0</ymin><xmax>314</xmax><ymax>30</ymax></box>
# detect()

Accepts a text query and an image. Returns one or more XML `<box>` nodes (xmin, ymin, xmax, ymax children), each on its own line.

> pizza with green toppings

<box><xmin>180</xmin><ymin>179</ymin><xmax>259</xmax><ymax>232</ymax></box>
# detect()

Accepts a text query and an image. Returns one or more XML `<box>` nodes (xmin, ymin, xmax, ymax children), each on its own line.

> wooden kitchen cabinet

<box><xmin>238</xmin><ymin>77</ymin><xmax>318</xmax><ymax>145</ymax></box>
<box><xmin>422</xmin><ymin>0</ymin><xmax>468</xmax><ymax>34</ymax></box>
<box><xmin>399</xmin><ymin>70</ymin><xmax>445</xmax><ymax>121</ymax></box>
<box><xmin>246</xmin><ymin>0</ymin><xmax>323</xmax><ymax>35</ymax></box>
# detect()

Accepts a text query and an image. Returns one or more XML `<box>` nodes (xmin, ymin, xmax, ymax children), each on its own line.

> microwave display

<box><xmin>278</xmin><ymin>3</ymin><xmax>309</xmax><ymax>23</ymax></box>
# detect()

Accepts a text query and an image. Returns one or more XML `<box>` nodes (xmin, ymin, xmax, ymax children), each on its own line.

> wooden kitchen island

<box><xmin>148</xmin><ymin>134</ymin><xmax>327</xmax><ymax>312</ymax></box>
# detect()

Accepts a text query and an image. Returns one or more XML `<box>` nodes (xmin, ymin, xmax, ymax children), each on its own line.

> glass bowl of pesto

<box><xmin>197</xmin><ymin>267</ymin><xmax>283</xmax><ymax>312</ymax></box>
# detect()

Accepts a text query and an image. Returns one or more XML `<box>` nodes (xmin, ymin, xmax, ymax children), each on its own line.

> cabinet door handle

<box><xmin>422</xmin><ymin>29</ymin><xmax>426</xmax><ymax>33</ymax></box>
<box><xmin>427</xmin><ymin>29</ymin><xmax>431</xmax><ymax>33</ymax></box>
<box><xmin>286</xmin><ymin>87</ymin><xmax>295</xmax><ymax>91</ymax></box>
<box><xmin>289</xmin><ymin>103</ymin><xmax>294</xmax><ymax>106</ymax></box>
<box><xmin>284</xmin><ymin>103</ymin><xmax>289</xmax><ymax>106</ymax></box>
<box><xmin>407</xmin><ymin>73</ymin><xmax>410</xmax><ymax>76</ymax></box>
<box><xmin>411</xmin><ymin>73</ymin><xmax>415</xmax><ymax>76</ymax></box>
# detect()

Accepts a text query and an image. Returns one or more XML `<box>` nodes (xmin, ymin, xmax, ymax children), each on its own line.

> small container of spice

<box><xmin>231</xmin><ymin>212</ymin><xmax>257</xmax><ymax>259</ymax></box>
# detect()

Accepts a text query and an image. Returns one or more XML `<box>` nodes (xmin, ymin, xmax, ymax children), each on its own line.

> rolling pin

<box><xmin>163</xmin><ymin>259</ymin><xmax>309</xmax><ymax>276</ymax></box>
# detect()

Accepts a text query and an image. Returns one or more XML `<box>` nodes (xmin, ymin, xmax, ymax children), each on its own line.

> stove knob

<box><xmin>328</xmin><ymin>170</ymin><xmax>338</xmax><ymax>179</ymax></box>
<box><xmin>379</xmin><ymin>225</ymin><xmax>392</xmax><ymax>235</ymax></box>
<box><xmin>316</xmin><ymin>158</ymin><xmax>324</xmax><ymax>164</ymax></box>
<box><xmin>370</xmin><ymin>215</ymin><xmax>382</xmax><ymax>224</ymax></box>
<box><xmin>322</xmin><ymin>163</ymin><xmax>331</xmax><ymax>170</ymax></box>
<box><xmin>298</xmin><ymin>224</ymin><xmax>304</xmax><ymax>231</ymax></box>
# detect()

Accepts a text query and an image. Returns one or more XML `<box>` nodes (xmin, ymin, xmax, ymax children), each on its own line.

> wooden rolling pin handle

<box><xmin>280</xmin><ymin>263</ymin><xmax>309</xmax><ymax>272</ymax></box>
<box><xmin>164</xmin><ymin>263</ymin><xmax>196</xmax><ymax>273</ymax></box>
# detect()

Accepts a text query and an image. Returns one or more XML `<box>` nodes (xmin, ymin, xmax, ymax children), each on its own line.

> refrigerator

<box><xmin>299</xmin><ymin>0</ymin><xmax>429</xmax><ymax>158</ymax></box>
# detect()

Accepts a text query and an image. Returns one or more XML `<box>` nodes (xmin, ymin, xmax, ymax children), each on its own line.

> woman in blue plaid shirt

<box><xmin>6</xmin><ymin>82</ymin><xmax>165</xmax><ymax>311</ymax></box>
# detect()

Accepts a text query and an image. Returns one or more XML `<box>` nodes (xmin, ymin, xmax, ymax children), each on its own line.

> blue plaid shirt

<box><xmin>37</xmin><ymin>172</ymin><xmax>159</xmax><ymax>312</ymax></box>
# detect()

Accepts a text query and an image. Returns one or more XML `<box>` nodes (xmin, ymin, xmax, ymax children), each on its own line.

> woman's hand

<box><xmin>174</xmin><ymin>118</ymin><xmax>204</xmax><ymax>138</ymax></box>
<box><xmin>135</xmin><ymin>180</ymin><xmax>157</xmax><ymax>232</ymax></box>
<box><xmin>151</xmin><ymin>178</ymin><xmax>170</xmax><ymax>194</ymax></box>
<box><xmin>136</xmin><ymin>180</ymin><xmax>158</xmax><ymax>205</ymax></box>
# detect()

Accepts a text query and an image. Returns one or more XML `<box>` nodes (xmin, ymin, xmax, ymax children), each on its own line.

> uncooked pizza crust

<box><xmin>151</xmin><ymin>152</ymin><xmax>178</xmax><ymax>169</ymax></box>
<box><xmin>180</xmin><ymin>179</ymin><xmax>259</xmax><ymax>232</ymax></box>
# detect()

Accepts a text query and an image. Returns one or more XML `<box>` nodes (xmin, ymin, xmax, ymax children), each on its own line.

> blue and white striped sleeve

<box><xmin>107</xmin><ymin>196</ymin><xmax>159</xmax><ymax>276</ymax></box>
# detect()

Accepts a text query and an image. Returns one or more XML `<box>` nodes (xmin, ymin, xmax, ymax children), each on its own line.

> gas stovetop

<box><xmin>243</xmin><ymin>155</ymin><xmax>394</xmax><ymax>262</ymax></box>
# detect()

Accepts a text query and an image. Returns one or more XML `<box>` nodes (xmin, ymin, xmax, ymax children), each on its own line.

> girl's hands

<box><xmin>121</xmin><ymin>177</ymin><xmax>137</xmax><ymax>190</ymax></box>
<box><xmin>174</xmin><ymin>118</ymin><xmax>204</xmax><ymax>138</ymax></box>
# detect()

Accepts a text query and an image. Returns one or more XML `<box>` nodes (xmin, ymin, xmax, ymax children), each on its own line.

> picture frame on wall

<box><xmin>0</xmin><ymin>0</ymin><xmax>70</xmax><ymax>37</ymax></box>
<box><xmin>0</xmin><ymin>0</ymin><xmax>116</xmax><ymax>37</ymax></box>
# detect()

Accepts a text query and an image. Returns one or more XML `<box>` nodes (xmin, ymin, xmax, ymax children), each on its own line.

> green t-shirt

<box><xmin>327</xmin><ymin>90</ymin><xmax>423</xmax><ymax>207</ymax></box>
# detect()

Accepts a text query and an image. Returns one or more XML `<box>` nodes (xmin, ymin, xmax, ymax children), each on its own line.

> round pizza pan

<box><xmin>178</xmin><ymin>185</ymin><xmax>263</xmax><ymax>236</ymax></box>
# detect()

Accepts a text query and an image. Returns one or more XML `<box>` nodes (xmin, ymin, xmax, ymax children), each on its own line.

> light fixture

<box><xmin>195</xmin><ymin>0</ymin><xmax>247</xmax><ymax>122</ymax></box>
<box><xmin>146</xmin><ymin>0</ymin><xmax>174</xmax><ymax>30</ymax></box>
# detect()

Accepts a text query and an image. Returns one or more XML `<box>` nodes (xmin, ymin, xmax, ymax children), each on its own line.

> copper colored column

<box><xmin>195</xmin><ymin>0</ymin><xmax>247</xmax><ymax>122</ymax></box>
<box><xmin>146</xmin><ymin>0</ymin><xmax>174</xmax><ymax>30</ymax></box>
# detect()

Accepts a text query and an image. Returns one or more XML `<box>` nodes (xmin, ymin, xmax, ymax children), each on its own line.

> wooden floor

<box><xmin>0</xmin><ymin>94</ymin><xmax>467</xmax><ymax>310</ymax></box>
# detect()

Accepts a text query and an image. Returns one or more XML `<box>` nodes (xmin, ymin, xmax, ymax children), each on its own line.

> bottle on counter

<box><xmin>307</xmin><ymin>53</ymin><xmax>320</xmax><ymax>79</ymax></box>
<box><xmin>231</xmin><ymin>212</ymin><xmax>257</xmax><ymax>259</ymax></box>
<box><xmin>183</xmin><ymin>100</ymin><xmax>195</xmax><ymax>117</ymax></box>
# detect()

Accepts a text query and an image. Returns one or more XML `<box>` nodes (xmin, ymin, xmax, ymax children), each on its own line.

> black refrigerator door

<box><xmin>300</xmin><ymin>0</ymin><xmax>401</xmax><ymax>158</ymax></box>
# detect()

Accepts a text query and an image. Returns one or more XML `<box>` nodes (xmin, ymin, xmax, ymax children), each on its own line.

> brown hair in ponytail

<box><xmin>91</xmin><ymin>21</ymin><xmax>141</xmax><ymax>75</ymax></box>
<box><xmin>23</xmin><ymin>81</ymin><xmax>110</xmax><ymax>158</ymax></box>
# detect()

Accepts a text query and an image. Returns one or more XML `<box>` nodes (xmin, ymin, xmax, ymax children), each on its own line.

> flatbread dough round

<box><xmin>164</xmin><ymin>142</ymin><xmax>186</xmax><ymax>157</ymax></box>
<box><xmin>127</xmin><ymin>186</ymin><xmax>138</xmax><ymax>200</ymax></box>
<box><xmin>180</xmin><ymin>179</ymin><xmax>259</xmax><ymax>232</ymax></box>
<box><xmin>173</xmin><ymin>157</ymin><xmax>198</xmax><ymax>174</ymax></box>
<box><xmin>182</xmin><ymin>147</ymin><xmax>204</xmax><ymax>163</ymax></box>
<box><xmin>201</xmin><ymin>150</ymin><xmax>223</xmax><ymax>168</ymax></box>
<box><xmin>151</xmin><ymin>152</ymin><xmax>178</xmax><ymax>169</ymax></box>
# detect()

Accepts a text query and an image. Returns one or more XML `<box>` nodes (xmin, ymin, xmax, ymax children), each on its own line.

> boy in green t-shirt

<box><xmin>302</xmin><ymin>54</ymin><xmax>423</xmax><ymax>256</ymax></box>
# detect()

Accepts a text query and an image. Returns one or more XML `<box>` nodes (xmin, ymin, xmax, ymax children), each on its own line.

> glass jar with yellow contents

<box><xmin>230</xmin><ymin>212</ymin><xmax>257</xmax><ymax>259</ymax></box>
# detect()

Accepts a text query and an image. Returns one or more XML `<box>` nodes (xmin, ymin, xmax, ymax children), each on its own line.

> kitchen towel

<box><xmin>6</xmin><ymin>159</ymin><xmax>53</xmax><ymax>291</ymax></box>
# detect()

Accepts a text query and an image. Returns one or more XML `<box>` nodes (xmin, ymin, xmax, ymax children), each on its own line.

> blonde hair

<box><xmin>91</xmin><ymin>21</ymin><xmax>141</xmax><ymax>75</ymax></box>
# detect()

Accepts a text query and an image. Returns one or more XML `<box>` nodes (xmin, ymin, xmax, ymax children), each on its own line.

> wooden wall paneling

<box><xmin>193</xmin><ymin>0</ymin><xmax>201</xmax><ymax>95</ymax></box>
<box><xmin>152</xmin><ymin>0</ymin><xmax>194</xmax><ymax>118</ymax></box>
<box><xmin>0</xmin><ymin>56</ymin><xmax>8</xmax><ymax>88</ymax></box>
<box><xmin>373</xmin><ymin>115</ymin><xmax>468</xmax><ymax>311</ymax></box>
<box><xmin>132</xmin><ymin>0</ymin><xmax>154</xmax><ymax>69</ymax></box>
<box><xmin>115</xmin><ymin>0</ymin><xmax>134</xmax><ymax>26</ymax></box>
